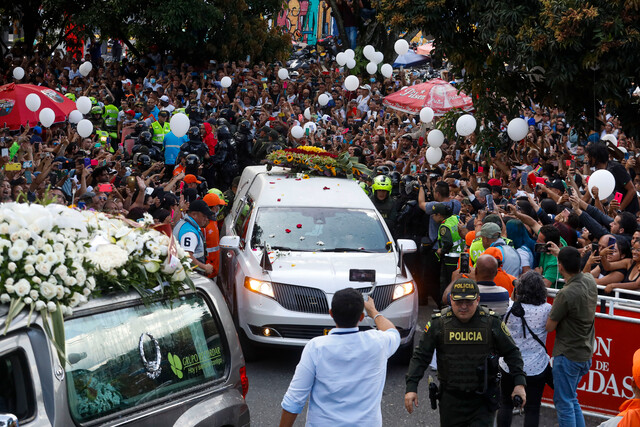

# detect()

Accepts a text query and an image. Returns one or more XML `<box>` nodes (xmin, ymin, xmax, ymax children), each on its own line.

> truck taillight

<box><xmin>240</xmin><ymin>366</ymin><xmax>249</xmax><ymax>398</ymax></box>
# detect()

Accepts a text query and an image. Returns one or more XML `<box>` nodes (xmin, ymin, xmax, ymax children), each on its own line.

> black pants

<box><xmin>497</xmin><ymin>367</ymin><xmax>546</xmax><ymax>427</ymax></box>
<box><xmin>439</xmin><ymin>388</ymin><xmax>494</xmax><ymax>427</ymax></box>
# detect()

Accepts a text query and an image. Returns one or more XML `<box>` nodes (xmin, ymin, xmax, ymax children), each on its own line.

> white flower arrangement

<box><xmin>0</xmin><ymin>202</ymin><xmax>193</xmax><ymax>361</ymax></box>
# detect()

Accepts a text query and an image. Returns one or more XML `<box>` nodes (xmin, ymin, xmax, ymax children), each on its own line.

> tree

<box><xmin>377</xmin><ymin>0</ymin><xmax>640</xmax><ymax>144</ymax></box>
<box><xmin>4</xmin><ymin>0</ymin><xmax>291</xmax><ymax>63</ymax></box>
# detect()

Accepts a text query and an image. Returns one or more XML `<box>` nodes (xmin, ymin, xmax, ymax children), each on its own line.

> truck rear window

<box><xmin>64</xmin><ymin>294</ymin><xmax>228</xmax><ymax>423</ymax></box>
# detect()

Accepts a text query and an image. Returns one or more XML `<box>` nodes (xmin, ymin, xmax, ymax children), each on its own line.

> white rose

<box><xmin>121</xmin><ymin>269</ymin><xmax>129</xmax><ymax>277</ymax></box>
<box><xmin>64</xmin><ymin>277</ymin><xmax>77</xmax><ymax>287</ymax></box>
<box><xmin>35</xmin><ymin>262</ymin><xmax>51</xmax><ymax>276</ymax></box>
<box><xmin>14</xmin><ymin>279</ymin><xmax>30</xmax><ymax>297</ymax></box>
<box><xmin>9</xmin><ymin>232</ymin><xmax>19</xmax><ymax>242</ymax></box>
<box><xmin>45</xmin><ymin>252</ymin><xmax>58</xmax><ymax>264</ymax></box>
<box><xmin>83</xmin><ymin>288</ymin><xmax>91</xmax><ymax>297</ymax></box>
<box><xmin>0</xmin><ymin>223</ymin><xmax>9</xmax><ymax>234</ymax></box>
<box><xmin>35</xmin><ymin>300</ymin><xmax>46</xmax><ymax>311</ymax></box>
<box><xmin>5</xmin><ymin>284</ymin><xmax>14</xmax><ymax>294</ymax></box>
<box><xmin>53</xmin><ymin>243</ymin><xmax>64</xmax><ymax>253</ymax></box>
<box><xmin>0</xmin><ymin>293</ymin><xmax>10</xmax><ymax>303</ymax></box>
<box><xmin>43</xmin><ymin>244</ymin><xmax>53</xmax><ymax>253</ymax></box>
<box><xmin>24</xmin><ymin>297</ymin><xmax>33</xmax><ymax>305</ymax></box>
<box><xmin>54</xmin><ymin>265</ymin><xmax>68</xmax><ymax>278</ymax></box>
<box><xmin>56</xmin><ymin>286</ymin><xmax>64</xmax><ymax>299</ymax></box>
<box><xmin>69</xmin><ymin>292</ymin><xmax>83</xmax><ymax>308</ymax></box>
<box><xmin>76</xmin><ymin>271</ymin><xmax>86</xmax><ymax>285</ymax></box>
<box><xmin>40</xmin><ymin>282</ymin><xmax>57</xmax><ymax>300</ymax></box>
<box><xmin>19</xmin><ymin>230</ymin><xmax>30</xmax><ymax>241</ymax></box>
<box><xmin>13</xmin><ymin>239</ymin><xmax>28</xmax><ymax>251</ymax></box>
<box><xmin>25</xmin><ymin>245</ymin><xmax>37</xmax><ymax>255</ymax></box>
<box><xmin>32</xmin><ymin>277</ymin><xmax>41</xmax><ymax>284</ymax></box>
<box><xmin>8</xmin><ymin>247</ymin><xmax>23</xmax><ymax>261</ymax></box>
<box><xmin>59</xmin><ymin>305</ymin><xmax>69</xmax><ymax>315</ymax></box>
<box><xmin>6</xmin><ymin>278</ymin><xmax>14</xmax><ymax>286</ymax></box>
<box><xmin>47</xmin><ymin>301</ymin><xmax>57</xmax><ymax>312</ymax></box>
<box><xmin>86</xmin><ymin>277</ymin><xmax>96</xmax><ymax>291</ymax></box>
<box><xmin>7</xmin><ymin>262</ymin><xmax>16</xmax><ymax>273</ymax></box>
<box><xmin>108</xmin><ymin>269</ymin><xmax>118</xmax><ymax>277</ymax></box>
<box><xmin>35</xmin><ymin>254</ymin><xmax>45</xmax><ymax>264</ymax></box>
<box><xmin>29</xmin><ymin>290</ymin><xmax>39</xmax><ymax>300</ymax></box>
<box><xmin>34</xmin><ymin>238</ymin><xmax>46</xmax><ymax>249</ymax></box>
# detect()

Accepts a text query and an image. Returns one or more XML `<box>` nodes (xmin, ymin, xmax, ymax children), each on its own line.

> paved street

<box><xmin>245</xmin><ymin>302</ymin><xmax>604</xmax><ymax>426</ymax></box>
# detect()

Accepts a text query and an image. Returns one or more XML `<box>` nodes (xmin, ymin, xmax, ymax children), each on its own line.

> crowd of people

<box><xmin>2</xmin><ymin>44</ymin><xmax>640</xmax><ymax>426</ymax></box>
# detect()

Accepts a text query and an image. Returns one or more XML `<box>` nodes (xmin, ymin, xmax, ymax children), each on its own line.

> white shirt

<box><xmin>281</xmin><ymin>327</ymin><xmax>400</xmax><ymax>427</ymax></box>
<box><xmin>499</xmin><ymin>301</ymin><xmax>552</xmax><ymax>376</ymax></box>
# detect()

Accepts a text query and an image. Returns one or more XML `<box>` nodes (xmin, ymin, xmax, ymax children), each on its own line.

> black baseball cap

<box><xmin>188</xmin><ymin>199</ymin><xmax>215</xmax><ymax>219</ymax></box>
<box><xmin>450</xmin><ymin>278</ymin><xmax>480</xmax><ymax>301</ymax></box>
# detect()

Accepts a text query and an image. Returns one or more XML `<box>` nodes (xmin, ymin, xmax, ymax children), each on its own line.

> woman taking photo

<box><xmin>604</xmin><ymin>239</ymin><xmax>640</xmax><ymax>298</ymax></box>
<box><xmin>585</xmin><ymin>237</ymin><xmax>633</xmax><ymax>286</ymax></box>
<box><xmin>497</xmin><ymin>271</ymin><xmax>551</xmax><ymax>427</ymax></box>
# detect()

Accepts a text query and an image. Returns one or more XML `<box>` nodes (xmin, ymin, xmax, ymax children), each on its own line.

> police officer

<box><xmin>433</xmin><ymin>203</ymin><xmax>464</xmax><ymax>301</ymax></box>
<box><xmin>151</xmin><ymin>110</ymin><xmax>171</xmax><ymax>146</ymax></box>
<box><xmin>371</xmin><ymin>175</ymin><xmax>397</xmax><ymax>236</ymax></box>
<box><xmin>173</xmin><ymin>200</ymin><xmax>214</xmax><ymax>276</ymax></box>
<box><xmin>405</xmin><ymin>278</ymin><xmax>527</xmax><ymax>426</ymax></box>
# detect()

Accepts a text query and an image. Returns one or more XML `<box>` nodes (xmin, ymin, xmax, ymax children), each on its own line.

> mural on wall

<box><xmin>276</xmin><ymin>0</ymin><xmax>330</xmax><ymax>45</ymax></box>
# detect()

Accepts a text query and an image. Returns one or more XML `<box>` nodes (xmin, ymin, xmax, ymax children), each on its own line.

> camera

<box><xmin>534</xmin><ymin>243</ymin><xmax>550</xmax><ymax>253</ymax></box>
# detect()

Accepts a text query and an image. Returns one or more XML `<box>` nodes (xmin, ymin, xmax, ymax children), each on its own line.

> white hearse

<box><xmin>219</xmin><ymin>166</ymin><xmax>418</xmax><ymax>359</ymax></box>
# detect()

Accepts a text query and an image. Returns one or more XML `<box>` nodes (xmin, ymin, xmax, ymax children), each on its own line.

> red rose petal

<box><xmin>285</xmin><ymin>229</ymin><xmax>291</xmax><ymax>233</ymax></box>
<box><xmin>277</xmin><ymin>198</ymin><xmax>281</xmax><ymax>202</ymax></box>
<box><xmin>323</xmin><ymin>186</ymin><xmax>330</xmax><ymax>190</ymax></box>
<box><xmin>296</xmin><ymin>224</ymin><xmax>302</xmax><ymax>228</ymax></box>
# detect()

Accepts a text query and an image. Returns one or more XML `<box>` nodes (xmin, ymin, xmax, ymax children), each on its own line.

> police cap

<box><xmin>450</xmin><ymin>278</ymin><xmax>480</xmax><ymax>301</ymax></box>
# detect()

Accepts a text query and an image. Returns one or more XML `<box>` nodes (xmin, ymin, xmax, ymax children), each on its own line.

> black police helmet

<box><xmin>187</xmin><ymin>126</ymin><xmax>200</xmax><ymax>138</ymax></box>
<box><xmin>137</xmin><ymin>154</ymin><xmax>151</xmax><ymax>169</ymax></box>
<box><xmin>185</xmin><ymin>153</ymin><xmax>200</xmax><ymax>166</ymax></box>
<box><xmin>134</xmin><ymin>121</ymin><xmax>149</xmax><ymax>134</ymax></box>
<box><xmin>138</xmin><ymin>131</ymin><xmax>152</xmax><ymax>144</ymax></box>
<box><xmin>217</xmin><ymin>125</ymin><xmax>231</xmax><ymax>139</ymax></box>
<box><xmin>238</xmin><ymin>120</ymin><xmax>251</xmax><ymax>134</ymax></box>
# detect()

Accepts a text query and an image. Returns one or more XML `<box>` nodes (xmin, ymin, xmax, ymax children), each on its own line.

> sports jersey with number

<box><xmin>173</xmin><ymin>215</ymin><xmax>205</xmax><ymax>262</ymax></box>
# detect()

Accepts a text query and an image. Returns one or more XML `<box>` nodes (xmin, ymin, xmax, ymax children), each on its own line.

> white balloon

<box><xmin>380</xmin><ymin>63</ymin><xmax>393</xmax><ymax>78</ymax></box>
<box><xmin>427</xmin><ymin>129</ymin><xmax>444</xmax><ymax>148</ymax></box>
<box><xmin>221</xmin><ymin>76</ymin><xmax>232</xmax><ymax>88</ymax></box>
<box><xmin>366</xmin><ymin>62</ymin><xmax>378</xmax><ymax>75</ymax></box>
<box><xmin>25</xmin><ymin>93</ymin><xmax>42</xmax><ymax>112</ymax></box>
<box><xmin>588</xmin><ymin>169</ymin><xmax>616</xmax><ymax>200</ymax></box>
<box><xmin>601</xmin><ymin>134</ymin><xmax>618</xmax><ymax>146</ymax></box>
<box><xmin>318</xmin><ymin>93</ymin><xmax>330</xmax><ymax>106</ymax></box>
<box><xmin>303</xmin><ymin>122</ymin><xmax>317</xmax><ymax>134</ymax></box>
<box><xmin>507</xmin><ymin>118</ymin><xmax>529</xmax><ymax>141</ymax></box>
<box><xmin>13</xmin><ymin>67</ymin><xmax>25</xmax><ymax>80</ymax></box>
<box><xmin>39</xmin><ymin>108</ymin><xmax>55</xmax><ymax>128</ymax></box>
<box><xmin>420</xmin><ymin>107</ymin><xmax>434</xmax><ymax>124</ymax></box>
<box><xmin>291</xmin><ymin>125</ymin><xmax>304</xmax><ymax>139</ymax></box>
<box><xmin>372</xmin><ymin>51</ymin><xmax>384</xmax><ymax>64</ymax></box>
<box><xmin>304</xmin><ymin>107</ymin><xmax>312</xmax><ymax>120</ymax></box>
<box><xmin>278</xmin><ymin>68</ymin><xmax>289</xmax><ymax>80</ymax></box>
<box><xmin>76</xmin><ymin>96</ymin><xmax>92</xmax><ymax>114</ymax></box>
<box><xmin>79</xmin><ymin>61</ymin><xmax>93</xmax><ymax>77</ymax></box>
<box><xmin>344</xmin><ymin>49</ymin><xmax>355</xmax><ymax>59</ymax></box>
<box><xmin>394</xmin><ymin>39</ymin><xmax>409</xmax><ymax>56</ymax></box>
<box><xmin>69</xmin><ymin>110</ymin><xmax>83</xmax><ymax>124</ymax></box>
<box><xmin>345</xmin><ymin>75</ymin><xmax>360</xmax><ymax>92</ymax></box>
<box><xmin>456</xmin><ymin>114</ymin><xmax>477</xmax><ymax>136</ymax></box>
<box><xmin>170</xmin><ymin>112</ymin><xmax>190</xmax><ymax>138</ymax></box>
<box><xmin>363</xmin><ymin>45</ymin><xmax>375</xmax><ymax>60</ymax></box>
<box><xmin>346</xmin><ymin>58</ymin><xmax>356</xmax><ymax>69</ymax></box>
<box><xmin>77</xmin><ymin>119</ymin><xmax>94</xmax><ymax>138</ymax></box>
<box><xmin>426</xmin><ymin>146</ymin><xmax>442</xmax><ymax>165</ymax></box>
<box><xmin>336</xmin><ymin>52</ymin><xmax>347</xmax><ymax>66</ymax></box>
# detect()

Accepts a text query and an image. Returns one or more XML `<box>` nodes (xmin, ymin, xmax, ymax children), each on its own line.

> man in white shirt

<box><xmin>356</xmin><ymin>84</ymin><xmax>371</xmax><ymax>113</ymax></box>
<box><xmin>279</xmin><ymin>288</ymin><xmax>400</xmax><ymax>427</ymax></box>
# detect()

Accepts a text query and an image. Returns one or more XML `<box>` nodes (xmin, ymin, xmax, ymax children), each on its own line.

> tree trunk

<box><xmin>327</xmin><ymin>0</ymin><xmax>349</xmax><ymax>50</ymax></box>
<box><xmin>122</xmin><ymin>38</ymin><xmax>141</xmax><ymax>58</ymax></box>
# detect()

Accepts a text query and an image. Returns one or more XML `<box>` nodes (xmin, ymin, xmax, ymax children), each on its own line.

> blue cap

<box><xmin>33</xmin><ymin>126</ymin><xmax>42</xmax><ymax>134</ymax></box>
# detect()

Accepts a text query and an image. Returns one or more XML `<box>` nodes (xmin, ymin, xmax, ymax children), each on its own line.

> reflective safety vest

<box><xmin>436</xmin><ymin>306</ymin><xmax>493</xmax><ymax>392</ymax></box>
<box><xmin>439</xmin><ymin>215</ymin><xmax>464</xmax><ymax>258</ymax></box>
<box><xmin>205</xmin><ymin>220</ymin><xmax>220</xmax><ymax>278</ymax></box>
<box><xmin>174</xmin><ymin>108</ymin><xmax>187</xmax><ymax>116</ymax></box>
<box><xmin>152</xmin><ymin>121</ymin><xmax>171</xmax><ymax>144</ymax></box>
<box><xmin>95</xmin><ymin>130</ymin><xmax>114</xmax><ymax>153</ymax></box>
<box><xmin>103</xmin><ymin>104</ymin><xmax>119</xmax><ymax>129</ymax></box>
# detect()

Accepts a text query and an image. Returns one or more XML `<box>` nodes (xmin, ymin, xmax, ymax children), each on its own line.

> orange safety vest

<box><xmin>495</xmin><ymin>268</ymin><xmax>516</xmax><ymax>296</ymax></box>
<box><xmin>204</xmin><ymin>219</ymin><xmax>220</xmax><ymax>278</ymax></box>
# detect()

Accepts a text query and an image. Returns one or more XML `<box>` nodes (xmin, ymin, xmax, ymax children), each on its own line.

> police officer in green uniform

<box><xmin>151</xmin><ymin>110</ymin><xmax>171</xmax><ymax>145</ymax></box>
<box><xmin>433</xmin><ymin>203</ymin><xmax>464</xmax><ymax>301</ymax></box>
<box><xmin>405</xmin><ymin>278</ymin><xmax>527</xmax><ymax>426</ymax></box>
<box><xmin>370</xmin><ymin>175</ymin><xmax>397</xmax><ymax>236</ymax></box>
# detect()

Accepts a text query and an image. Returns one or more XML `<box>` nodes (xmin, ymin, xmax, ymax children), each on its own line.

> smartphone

<box><xmin>97</xmin><ymin>183</ymin><xmax>113</xmax><ymax>193</ymax></box>
<box><xmin>570</xmin><ymin>160</ymin><xmax>576</xmax><ymax>169</ymax></box>
<box><xmin>410</xmin><ymin>164</ymin><xmax>417</xmax><ymax>173</ymax></box>
<box><xmin>145</xmin><ymin>187</ymin><xmax>154</xmax><ymax>196</ymax></box>
<box><xmin>455</xmin><ymin>150</ymin><xmax>461</xmax><ymax>161</ymax></box>
<box><xmin>459</xmin><ymin>253</ymin><xmax>470</xmax><ymax>274</ymax></box>
<box><xmin>392</xmin><ymin>141</ymin><xmax>397</xmax><ymax>150</ymax></box>
<box><xmin>478</xmin><ymin>166</ymin><xmax>484</xmax><ymax>173</ymax></box>
<box><xmin>489</xmin><ymin>147</ymin><xmax>496</xmax><ymax>158</ymax></box>
<box><xmin>84</xmin><ymin>158</ymin><xmax>91</xmax><ymax>167</ymax></box>
<box><xmin>625</xmin><ymin>152</ymin><xmax>630</xmax><ymax>160</ymax></box>
<box><xmin>502</xmin><ymin>188</ymin><xmax>510</xmax><ymax>198</ymax></box>
<box><xmin>22</xmin><ymin>160</ymin><xmax>33</xmax><ymax>168</ymax></box>
<box><xmin>5</xmin><ymin>163</ymin><xmax>21</xmax><ymax>171</ymax></box>
<box><xmin>608</xmin><ymin>236</ymin><xmax>617</xmax><ymax>248</ymax></box>
<box><xmin>460</xmin><ymin>214</ymin><xmax>467</xmax><ymax>224</ymax></box>
<box><xmin>591</xmin><ymin>242</ymin><xmax>598</xmax><ymax>253</ymax></box>
<box><xmin>1</xmin><ymin>148</ymin><xmax>8</xmax><ymax>157</ymax></box>
<box><xmin>614</xmin><ymin>192</ymin><xmax>623</xmax><ymax>204</ymax></box>
<box><xmin>566</xmin><ymin>186</ymin><xmax>573</xmax><ymax>196</ymax></box>
<box><xmin>534</xmin><ymin>243</ymin><xmax>549</xmax><ymax>253</ymax></box>
<box><xmin>25</xmin><ymin>170</ymin><xmax>32</xmax><ymax>184</ymax></box>
<box><xmin>486</xmin><ymin>194</ymin><xmax>494</xmax><ymax>212</ymax></box>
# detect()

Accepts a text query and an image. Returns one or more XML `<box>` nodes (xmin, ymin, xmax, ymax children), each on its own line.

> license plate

<box><xmin>323</xmin><ymin>328</ymin><xmax>332</xmax><ymax>335</ymax></box>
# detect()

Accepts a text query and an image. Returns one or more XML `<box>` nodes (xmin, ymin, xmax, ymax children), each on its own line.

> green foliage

<box><xmin>378</xmin><ymin>0</ymin><xmax>640</xmax><ymax>142</ymax></box>
<box><xmin>9</xmin><ymin>0</ymin><xmax>290</xmax><ymax>63</ymax></box>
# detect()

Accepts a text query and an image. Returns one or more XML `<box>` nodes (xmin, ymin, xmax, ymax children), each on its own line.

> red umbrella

<box><xmin>383</xmin><ymin>78</ymin><xmax>473</xmax><ymax>116</ymax></box>
<box><xmin>0</xmin><ymin>83</ymin><xmax>77</xmax><ymax>130</ymax></box>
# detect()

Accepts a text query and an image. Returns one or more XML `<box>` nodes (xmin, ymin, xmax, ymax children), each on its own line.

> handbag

<box><xmin>505</xmin><ymin>301</ymin><xmax>554</xmax><ymax>389</ymax></box>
